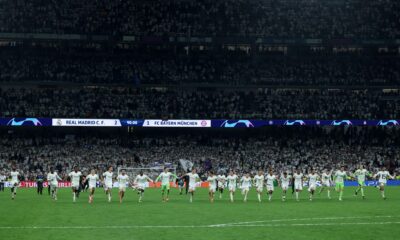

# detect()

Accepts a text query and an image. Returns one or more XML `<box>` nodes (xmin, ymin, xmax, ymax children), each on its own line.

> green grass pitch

<box><xmin>0</xmin><ymin>187</ymin><xmax>399</xmax><ymax>240</ymax></box>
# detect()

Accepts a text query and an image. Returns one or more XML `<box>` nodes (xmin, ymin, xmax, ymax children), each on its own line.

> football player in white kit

<box><xmin>293</xmin><ymin>169</ymin><xmax>303</xmax><ymax>201</ymax></box>
<box><xmin>373</xmin><ymin>167</ymin><xmax>394</xmax><ymax>200</ymax></box>
<box><xmin>10</xmin><ymin>167</ymin><xmax>20</xmax><ymax>200</ymax></box>
<box><xmin>207</xmin><ymin>171</ymin><xmax>218</xmax><ymax>203</ymax></box>
<box><xmin>253</xmin><ymin>170</ymin><xmax>264</xmax><ymax>202</ymax></box>
<box><xmin>307</xmin><ymin>169</ymin><xmax>319</xmax><ymax>201</ymax></box>
<box><xmin>185</xmin><ymin>168</ymin><xmax>201</xmax><ymax>203</ymax></box>
<box><xmin>117</xmin><ymin>170</ymin><xmax>130</xmax><ymax>203</ymax></box>
<box><xmin>48</xmin><ymin>168</ymin><xmax>62</xmax><ymax>200</ymax></box>
<box><xmin>87</xmin><ymin>170</ymin><xmax>99</xmax><ymax>204</ymax></box>
<box><xmin>280</xmin><ymin>171</ymin><xmax>291</xmax><ymax>201</ymax></box>
<box><xmin>226</xmin><ymin>170</ymin><xmax>238</xmax><ymax>202</ymax></box>
<box><xmin>353</xmin><ymin>165</ymin><xmax>369</xmax><ymax>199</ymax></box>
<box><xmin>240</xmin><ymin>173</ymin><xmax>252</xmax><ymax>202</ymax></box>
<box><xmin>217</xmin><ymin>173</ymin><xmax>226</xmax><ymax>199</ymax></box>
<box><xmin>319</xmin><ymin>169</ymin><xmax>332</xmax><ymax>199</ymax></box>
<box><xmin>68</xmin><ymin>166</ymin><xmax>82</xmax><ymax>202</ymax></box>
<box><xmin>265</xmin><ymin>169</ymin><xmax>277</xmax><ymax>201</ymax></box>
<box><xmin>102</xmin><ymin>166</ymin><xmax>114</xmax><ymax>202</ymax></box>
<box><xmin>134</xmin><ymin>171</ymin><xmax>153</xmax><ymax>202</ymax></box>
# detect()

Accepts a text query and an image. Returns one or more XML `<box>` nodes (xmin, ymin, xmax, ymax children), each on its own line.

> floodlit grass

<box><xmin>0</xmin><ymin>187</ymin><xmax>399</xmax><ymax>240</ymax></box>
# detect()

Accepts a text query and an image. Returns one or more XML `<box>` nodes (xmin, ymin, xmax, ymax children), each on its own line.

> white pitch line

<box><xmin>0</xmin><ymin>218</ymin><xmax>399</xmax><ymax>230</ymax></box>
<box><xmin>208</xmin><ymin>215</ymin><xmax>396</xmax><ymax>227</ymax></box>
<box><xmin>225</xmin><ymin>222</ymin><xmax>400</xmax><ymax>227</ymax></box>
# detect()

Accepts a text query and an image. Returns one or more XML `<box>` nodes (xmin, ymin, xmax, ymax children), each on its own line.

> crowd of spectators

<box><xmin>1</xmin><ymin>0</ymin><xmax>399</xmax><ymax>38</ymax></box>
<box><xmin>0</xmin><ymin>127</ymin><xmax>399</xmax><ymax>181</ymax></box>
<box><xmin>0</xmin><ymin>87</ymin><xmax>399</xmax><ymax>119</ymax></box>
<box><xmin>0</xmin><ymin>54</ymin><xmax>399</xmax><ymax>85</ymax></box>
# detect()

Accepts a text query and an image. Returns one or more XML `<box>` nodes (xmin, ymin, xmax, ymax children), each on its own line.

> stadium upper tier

<box><xmin>0</xmin><ymin>52</ymin><xmax>399</xmax><ymax>85</ymax></box>
<box><xmin>0</xmin><ymin>87</ymin><xmax>398</xmax><ymax>119</ymax></box>
<box><xmin>0</xmin><ymin>0</ymin><xmax>399</xmax><ymax>38</ymax></box>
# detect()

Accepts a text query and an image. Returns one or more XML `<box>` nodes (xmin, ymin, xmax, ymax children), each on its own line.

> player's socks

<box><xmin>381</xmin><ymin>191</ymin><xmax>385</xmax><ymax>199</ymax></box>
<box><xmin>327</xmin><ymin>190</ymin><xmax>331</xmax><ymax>199</ymax></box>
<box><xmin>360</xmin><ymin>188</ymin><xmax>364</xmax><ymax>197</ymax></box>
<box><xmin>229</xmin><ymin>192</ymin><xmax>233</xmax><ymax>202</ymax></box>
<box><xmin>295</xmin><ymin>192</ymin><xmax>299</xmax><ymax>201</ymax></box>
<box><xmin>257</xmin><ymin>193</ymin><xmax>261</xmax><ymax>202</ymax></box>
<box><xmin>339</xmin><ymin>191</ymin><xmax>343</xmax><ymax>201</ymax></box>
<box><xmin>108</xmin><ymin>193</ymin><xmax>111</xmax><ymax>202</ymax></box>
<box><xmin>73</xmin><ymin>192</ymin><xmax>76</xmax><ymax>202</ymax></box>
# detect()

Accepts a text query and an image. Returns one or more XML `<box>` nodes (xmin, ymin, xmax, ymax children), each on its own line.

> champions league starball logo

<box><xmin>220</xmin><ymin>120</ymin><xmax>254</xmax><ymax>128</ymax></box>
<box><xmin>7</xmin><ymin>118</ymin><xmax>43</xmax><ymax>126</ymax></box>
<box><xmin>283</xmin><ymin>120</ymin><xmax>306</xmax><ymax>126</ymax></box>
<box><xmin>331</xmin><ymin>120</ymin><xmax>353</xmax><ymax>126</ymax></box>
<box><xmin>377</xmin><ymin>120</ymin><xmax>399</xmax><ymax>126</ymax></box>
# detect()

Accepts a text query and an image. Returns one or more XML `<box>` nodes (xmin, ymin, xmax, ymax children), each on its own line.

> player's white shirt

<box><xmin>135</xmin><ymin>174</ymin><xmax>151</xmax><ymax>189</ymax></box>
<box><xmin>293</xmin><ymin>173</ymin><xmax>303</xmax><ymax>183</ymax></box>
<box><xmin>227</xmin><ymin>175</ymin><xmax>238</xmax><ymax>191</ymax></box>
<box><xmin>266</xmin><ymin>174</ymin><xmax>276</xmax><ymax>191</ymax></box>
<box><xmin>308</xmin><ymin>174</ymin><xmax>319</xmax><ymax>185</ymax></box>
<box><xmin>321</xmin><ymin>172</ymin><xmax>332</xmax><ymax>185</ymax></box>
<box><xmin>207</xmin><ymin>176</ymin><xmax>218</xmax><ymax>191</ymax></box>
<box><xmin>241</xmin><ymin>176</ymin><xmax>252</xmax><ymax>189</ymax></box>
<box><xmin>10</xmin><ymin>171</ymin><xmax>19</xmax><ymax>184</ymax></box>
<box><xmin>293</xmin><ymin>173</ymin><xmax>303</xmax><ymax>190</ymax></box>
<box><xmin>334</xmin><ymin>171</ymin><xmax>347</xmax><ymax>183</ymax></box>
<box><xmin>217</xmin><ymin>175</ymin><xmax>226</xmax><ymax>188</ymax></box>
<box><xmin>253</xmin><ymin>175</ymin><xmax>264</xmax><ymax>188</ymax></box>
<box><xmin>375</xmin><ymin>171</ymin><xmax>393</xmax><ymax>184</ymax></box>
<box><xmin>87</xmin><ymin>174</ymin><xmax>99</xmax><ymax>188</ymax></box>
<box><xmin>68</xmin><ymin>171</ymin><xmax>82</xmax><ymax>187</ymax></box>
<box><xmin>280</xmin><ymin>174</ymin><xmax>291</xmax><ymax>186</ymax></box>
<box><xmin>48</xmin><ymin>173</ymin><xmax>61</xmax><ymax>186</ymax></box>
<box><xmin>266</xmin><ymin>174</ymin><xmax>276</xmax><ymax>186</ymax></box>
<box><xmin>187</xmin><ymin>173</ymin><xmax>200</xmax><ymax>185</ymax></box>
<box><xmin>117</xmin><ymin>174</ymin><xmax>129</xmax><ymax>189</ymax></box>
<box><xmin>158</xmin><ymin>172</ymin><xmax>174</xmax><ymax>185</ymax></box>
<box><xmin>0</xmin><ymin>174</ymin><xmax>6</xmax><ymax>182</ymax></box>
<box><xmin>102</xmin><ymin>171</ymin><xmax>113</xmax><ymax>187</ymax></box>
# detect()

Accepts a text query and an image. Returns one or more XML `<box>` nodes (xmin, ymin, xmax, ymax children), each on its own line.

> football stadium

<box><xmin>0</xmin><ymin>0</ymin><xmax>400</xmax><ymax>239</ymax></box>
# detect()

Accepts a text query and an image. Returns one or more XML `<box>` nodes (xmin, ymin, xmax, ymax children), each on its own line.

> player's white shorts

<box><xmin>281</xmin><ymin>183</ymin><xmax>289</xmax><ymax>191</ymax></box>
<box><xmin>189</xmin><ymin>183</ymin><xmax>196</xmax><ymax>191</ymax></box>
<box><xmin>295</xmin><ymin>182</ymin><xmax>303</xmax><ymax>190</ymax></box>
<box><xmin>89</xmin><ymin>184</ymin><xmax>96</xmax><ymax>190</ymax></box>
<box><xmin>322</xmin><ymin>181</ymin><xmax>331</xmax><ymax>187</ymax></box>
<box><xmin>104</xmin><ymin>182</ymin><xmax>113</xmax><ymax>190</ymax></box>
<box><xmin>256</xmin><ymin>185</ymin><xmax>263</xmax><ymax>192</ymax></box>
<box><xmin>241</xmin><ymin>186</ymin><xmax>250</xmax><ymax>192</ymax></box>
<box><xmin>71</xmin><ymin>182</ymin><xmax>80</xmax><ymax>189</ymax></box>
<box><xmin>378</xmin><ymin>181</ymin><xmax>387</xmax><ymax>187</ymax></box>
<box><xmin>119</xmin><ymin>186</ymin><xmax>126</xmax><ymax>192</ymax></box>
<box><xmin>229</xmin><ymin>185</ymin><xmax>236</xmax><ymax>192</ymax></box>
<box><xmin>10</xmin><ymin>181</ymin><xmax>19</xmax><ymax>187</ymax></box>
<box><xmin>218</xmin><ymin>182</ymin><xmax>225</xmax><ymax>189</ymax></box>
<box><xmin>50</xmin><ymin>183</ymin><xmax>58</xmax><ymax>189</ymax></box>
<box><xmin>137</xmin><ymin>183</ymin><xmax>146</xmax><ymax>190</ymax></box>
<box><xmin>308</xmin><ymin>183</ymin><xmax>316</xmax><ymax>191</ymax></box>
<box><xmin>266</xmin><ymin>184</ymin><xmax>274</xmax><ymax>192</ymax></box>
<box><xmin>209</xmin><ymin>185</ymin><xmax>216</xmax><ymax>193</ymax></box>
